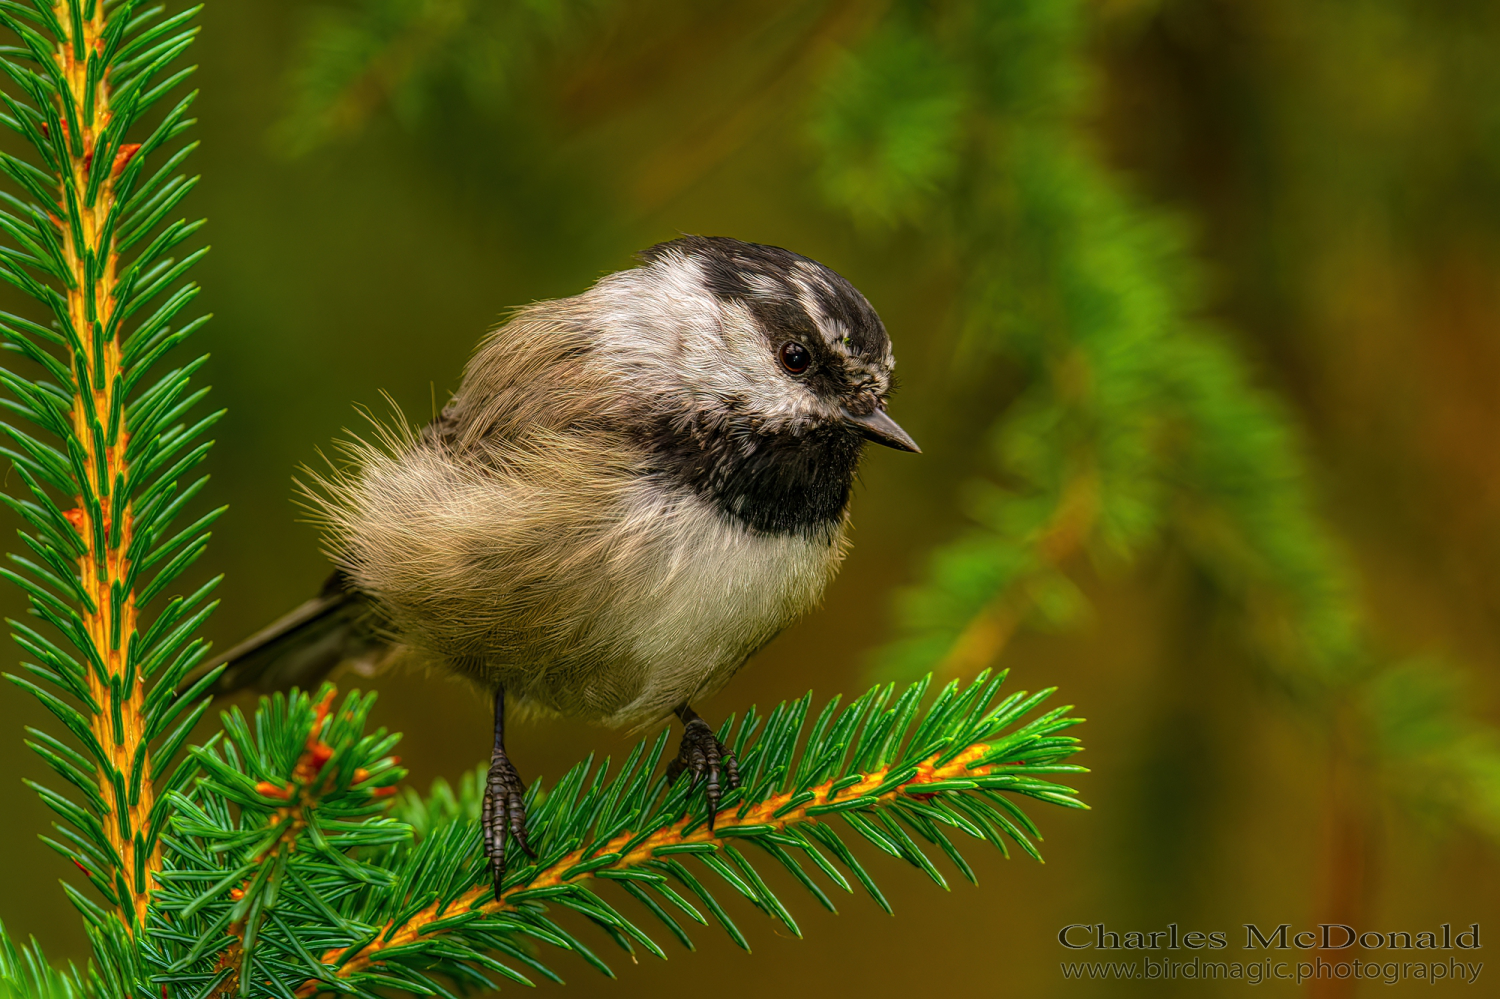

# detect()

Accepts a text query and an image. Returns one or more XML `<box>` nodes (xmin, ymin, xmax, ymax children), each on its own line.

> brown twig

<box><xmin>1308</xmin><ymin>710</ymin><xmax>1374</xmax><ymax>999</ymax></box>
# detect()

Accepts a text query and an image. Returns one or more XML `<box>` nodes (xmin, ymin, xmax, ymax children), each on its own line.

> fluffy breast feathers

<box><xmin>304</xmin><ymin>306</ymin><xmax>849</xmax><ymax>729</ymax></box>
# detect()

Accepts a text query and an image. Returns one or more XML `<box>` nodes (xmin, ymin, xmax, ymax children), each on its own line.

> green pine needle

<box><xmin>0</xmin><ymin>0</ymin><xmax>215</xmax><ymax>931</ymax></box>
<box><xmin>143</xmin><ymin>674</ymin><xmax>1085</xmax><ymax>997</ymax></box>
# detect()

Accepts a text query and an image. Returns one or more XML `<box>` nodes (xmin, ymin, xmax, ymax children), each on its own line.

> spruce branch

<box><xmin>0</xmin><ymin>7</ymin><xmax>1104</xmax><ymax>998</ymax></box>
<box><xmin>143</xmin><ymin>672</ymin><xmax>1085</xmax><ymax>998</ymax></box>
<box><xmin>815</xmin><ymin>4</ymin><xmax>1369</xmax><ymax>707</ymax></box>
<box><xmin>1</xmin><ymin>913</ymin><xmax>148</xmax><ymax>999</ymax></box>
<box><xmin>272</xmin><ymin>0</ymin><xmax>617</xmax><ymax>156</ymax></box>
<box><xmin>0</xmin><ymin>0</ymin><xmax>214</xmax><ymax>933</ymax></box>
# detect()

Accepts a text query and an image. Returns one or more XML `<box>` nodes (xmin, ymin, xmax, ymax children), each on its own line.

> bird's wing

<box><xmin>184</xmin><ymin>572</ymin><xmax>389</xmax><ymax>697</ymax></box>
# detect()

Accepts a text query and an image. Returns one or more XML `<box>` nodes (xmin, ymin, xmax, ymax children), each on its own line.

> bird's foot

<box><xmin>666</xmin><ymin>717</ymin><xmax>741</xmax><ymax>829</ymax></box>
<box><xmin>482</xmin><ymin>752</ymin><xmax>535</xmax><ymax>901</ymax></box>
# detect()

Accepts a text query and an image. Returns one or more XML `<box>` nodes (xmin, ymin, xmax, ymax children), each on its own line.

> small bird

<box><xmin>208</xmin><ymin>235</ymin><xmax>918</xmax><ymax>899</ymax></box>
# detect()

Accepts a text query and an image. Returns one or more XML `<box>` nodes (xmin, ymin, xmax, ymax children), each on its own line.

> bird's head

<box><xmin>594</xmin><ymin>235</ymin><xmax>919</xmax><ymax>454</ymax></box>
<box><xmin>583</xmin><ymin>235</ymin><xmax>917</xmax><ymax>533</ymax></box>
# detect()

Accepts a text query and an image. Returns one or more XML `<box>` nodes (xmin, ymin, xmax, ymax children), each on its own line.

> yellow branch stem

<box><xmin>53</xmin><ymin>3</ymin><xmax>155</xmax><ymax>929</ymax></box>
<box><xmin>295</xmin><ymin>742</ymin><xmax>997</xmax><ymax>995</ymax></box>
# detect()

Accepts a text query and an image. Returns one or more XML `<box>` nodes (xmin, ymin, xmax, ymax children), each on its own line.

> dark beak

<box><xmin>843</xmin><ymin>407</ymin><xmax>921</xmax><ymax>453</ymax></box>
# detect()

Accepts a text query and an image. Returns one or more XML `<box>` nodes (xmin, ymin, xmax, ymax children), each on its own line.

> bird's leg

<box><xmin>666</xmin><ymin>703</ymin><xmax>742</xmax><ymax>829</ymax></box>
<box><xmin>482</xmin><ymin>685</ymin><xmax>534</xmax><ymax>901</ymax></box>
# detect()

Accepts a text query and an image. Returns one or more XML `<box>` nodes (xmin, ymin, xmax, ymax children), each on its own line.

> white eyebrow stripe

<box><xmin>788</xmin><ymin>272</ymin><xmax>848</xmax><ymax>347</ymax></box>
<box><xmin>746</xmin><ymin>272</ymin><xmax>784</xmax><ymax>298</ymax></box>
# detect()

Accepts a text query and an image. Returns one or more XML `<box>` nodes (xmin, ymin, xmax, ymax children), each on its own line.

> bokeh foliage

<box><xmin>0</xmin><ymin>5</ymin><xmax>1090</xmax><ymax>997</ymax></box>
<box><xmin>4</xmin><ymin>0</ymin><xmax>1500</xmax><ymax>996</ymax></box>
<box><xmin>270</xmin><ymin>0</ymin><xmax>1500</xmax><ymax>954</ymax></box>
<box><xmin>275</xmin><ymin>0</ymin><xmax>1500</xmax><ymax>829</ymax></box>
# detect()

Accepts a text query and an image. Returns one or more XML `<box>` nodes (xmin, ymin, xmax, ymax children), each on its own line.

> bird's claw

<box><xmin>667</xmin><ymin>718</ymin><xmax>741</xmax><ymax>829</ymax></box>
<box><xmin>482</xmin><ymin>753</ymin><xmax>534</xmax><ymax>901</ymax></box>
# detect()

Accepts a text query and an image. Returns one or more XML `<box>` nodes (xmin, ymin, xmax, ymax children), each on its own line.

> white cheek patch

<box><xmin>712</xmin><ymin>299</ymin><xmax>814</xmax><ymax>415</ymax></box>
<box><xmin>589</xmin><ymin>254</ymin><xmax>826</xmax><ymax>428</ymax></box>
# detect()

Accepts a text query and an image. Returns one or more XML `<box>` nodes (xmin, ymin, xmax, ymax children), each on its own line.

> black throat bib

<box><xmin>648</xmin><ymin>417</ymin><xmax>862</xmax><ymax>536</ymax></box>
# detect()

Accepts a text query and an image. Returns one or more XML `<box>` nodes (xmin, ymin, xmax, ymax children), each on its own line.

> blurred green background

<box><xmin>5</xmin><ymin>0</ymin><xmax>1500</xmax><ymax>995</ymax></box>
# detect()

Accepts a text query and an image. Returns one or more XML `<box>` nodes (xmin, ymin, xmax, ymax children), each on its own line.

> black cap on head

<box><xmin>638</xmin><ymin>236</ymin><xmax>889</xmax><ymax>360</ymax></box>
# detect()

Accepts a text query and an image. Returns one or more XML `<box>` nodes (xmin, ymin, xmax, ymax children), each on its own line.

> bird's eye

<box><xmin>779</xmin><ymin>341</ymin><xmax>811</xmax><ymax>374</ymax></box>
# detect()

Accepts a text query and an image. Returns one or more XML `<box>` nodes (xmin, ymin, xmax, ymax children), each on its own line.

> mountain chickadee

<box><xmin>209</xmin><ymin>235</ymin><xmax>919</xmax><ymax>898</ymax></box>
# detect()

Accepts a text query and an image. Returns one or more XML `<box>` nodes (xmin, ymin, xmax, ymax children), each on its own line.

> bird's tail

<box><xmin>198</xmin><ymin>572</ymin><xmax>390</xmax><ymax>697</ymax></box>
